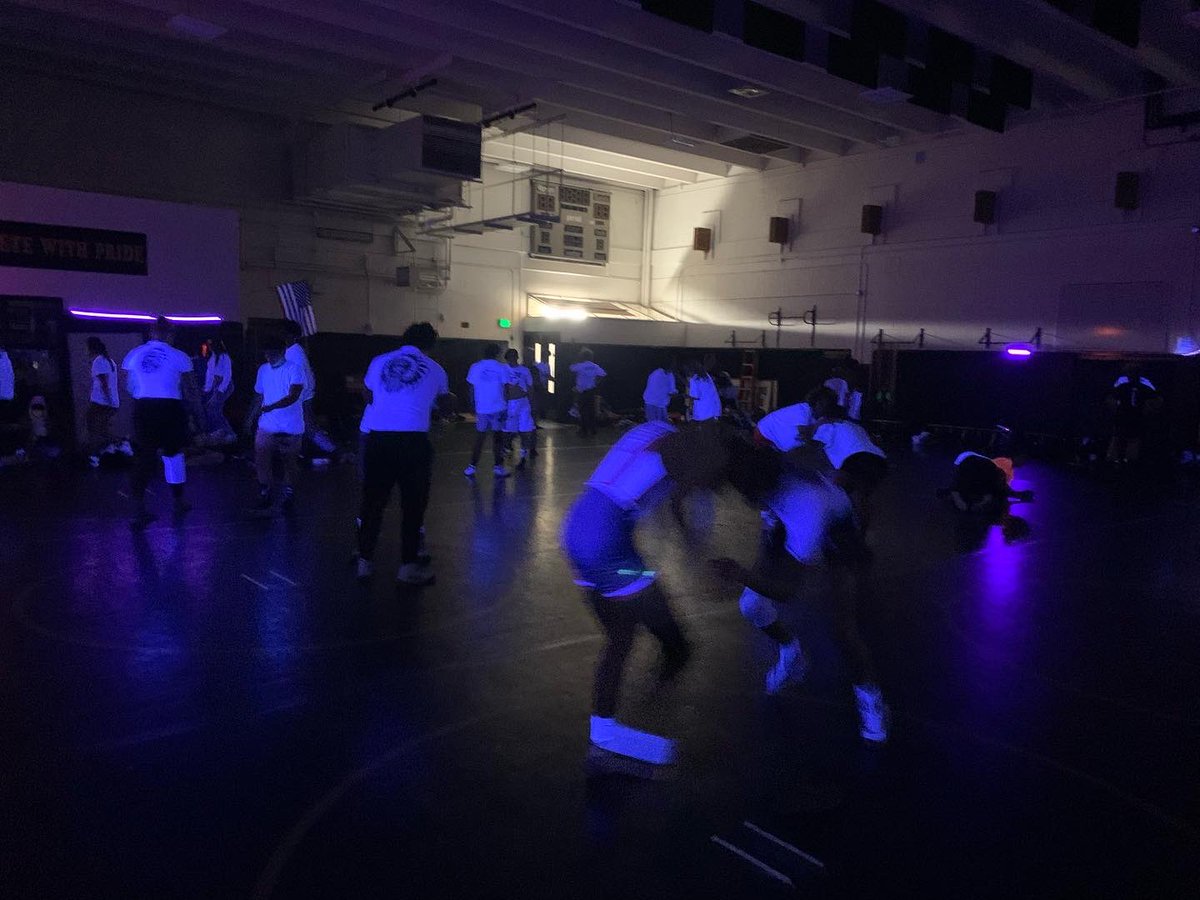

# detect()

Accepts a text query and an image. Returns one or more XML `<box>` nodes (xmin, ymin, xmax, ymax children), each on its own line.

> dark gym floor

<box><xmin>2</xmin><ymin>424</ymin><xmax>1199</xmax><ymax>899</ymax></box>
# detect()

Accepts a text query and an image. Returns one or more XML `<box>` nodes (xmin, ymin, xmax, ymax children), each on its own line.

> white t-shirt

<box><xmin>285</xmin><ymin>343</ymin><xmax>316</xmax><ymax>402</ymax></box>
<box><xmin>122</xmin><ymin>340</ymin><xmax>193</xmax><ymax>400</ymax></box>
<box><xmin>768</xmin><ymin>473</ymin><xmax>853</xmax><ymax>565</ymax></box>
<box><xmin>507</xmin><ymin>364</ymin><xmax>533</xmax><ymax>396</ymax></box>
<box><xmin>643</xmin><ymin>368</ymin><xmax>677</xmax><ymax>407</ymax></box>
<box><xmin>90</xmin><ymin>356</ymin><xmax>119</xmax><ymax>408</ymax></box>
<box><xmin>361</xmin><ymin>346</ymin><xmax>449</xmax><ymax>433</ymax></box>
<box><xmin>467</xmin><ymin>358</ymin><xmax>508</xmax><ymax>415</ymax></box>
<box><xmin>571</xmin><ymin>360</ymin><xmax>606</xmax><ymax>391</ymax></box>
<box><xmin>254</xmin><ymin>360</ymin><xmax>306</xmax><ymax>434</ymax></box>
<box><xmin>813</xmin><ymin>421</ymin><xmax>886</xmax><ymax>469</ymax></box>
<box><xmin>0</xmin><ymin>352</ymin><xmax>13</xmax><ymax>401</ymax></box>
<box><xmin>205</xmin><ymin>353</ymin><xmax>234</xmax><ymax>394</ymax></box>
<box><xmin>756</xmin><ymin>402</ymin><xmax>813</xmax><ymax>452</ymax></box>
<box><xmin>688</xmin><ymin>374</ymin><xmax>721</xmax><ymax>421</ymax></box>
<box><xmin>586</xmin><ymin>420</ymin><xmax>675</xmax><ymax>512</ymax></box>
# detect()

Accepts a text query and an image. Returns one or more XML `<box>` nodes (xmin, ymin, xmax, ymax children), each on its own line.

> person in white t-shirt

<box><xmin>808</xmin><ymin>387</ymin><xmax>887</xmax><ymax>533</ymax></box>
<box><xmin>465</xmin><ymin>343</ymin><xmax>509</xmax><ymax>477</ymax></box>
<box><xmin>642</xmin><ymin>361</ymin><xmax>677</xmax><ymax>423</ymax></box>
<box><xmin>528</xmin><ymin>349</ymin><xmax>551</xmax><ymax>425</ymax></box>
<box><xmin>283</xmin><ymin>319</ymin><xmax>317</xmax><ymax>436</ymax></box>
<box><xmin>686</xmin><ymin>361</ymin><xmax>721</xmax><ymax>422</ymax></box>
<box><xmin>121</xmin><ymin>317</ymin><xmax>198</xmax><ymax>527</ymax></box>
<box><xmin>503</xmin><ymin>348</ymin><xmax>536</xmax><ymax>468</ymax></box>
<box><xmin>85</xmin><ymin>337</ymin><xmax>120</xmax><ymax>462</ymax></box>
<box><xmin>0</xmin><ymin>343</ymin><xmax>14</xmax><ymax>425</ymax></box>
<box><xmin>245</xmin><ymin>335</ymin><xmax>305</xmax><ymax>515</ymax></box>
<box><xmin>202</xmin><ymin>337</ymin><xmax>235</xmax><ymax>439</ymax></box>
<box><xmin>713</xmin><ymin>440</ymin><xmax>888</xmax><ymax>743</ymax></box>
<box><xmin>569</xmin><ymin>348</ymin><xmax>607</xmax><ymax>437</ymax></box>
<box><xmin>753</xmin><ymin>401</ymin><xmax>813</xmax><ymax>453</ymax></box>
<box><xmin>355</xmin><ymin>322</ymin><xmax>450</xmax><ymax>586</ymax></box>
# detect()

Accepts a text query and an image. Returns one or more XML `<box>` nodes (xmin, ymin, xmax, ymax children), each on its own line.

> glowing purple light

<box><xmin>70</xmin><ymin>308</ymin><xmax>222</xmax><ymax>323</ymax></box>
<box><xmin>1004</xmin><ymin>344</ymin><xmax>1034</xmax><ymax>358</ymax></box>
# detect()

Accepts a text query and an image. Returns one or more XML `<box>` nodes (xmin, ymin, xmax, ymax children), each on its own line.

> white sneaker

<box><xmin>88</xmin><ymin>455</ymin><xmax>101</xmax><ymax>468</ymax></box>
<box><xmin>765</xmin><ymin>639</ymin><xmax>807</xmax><ymax>694</ymax></box>
<box><xmin>589</xmin><ymin>716</ymin><xmax>676</xmax><ymax>764</ymax></box>
<box><xmin>396</xmin><ymin>562</ymin><xmax>435</xmax><ymax>586</ymax></box>
<box><xmin>854</xmin><ymin>684</ymin><xmax>889</xmax><ymax>743</ymax></box>
<box><xmin>356</xmin><ymin>557</ymin><xmax>373</xmax><ymax>580</ymax></box>
<box><xmin>463</xmin><ymin>464</ymin><xmax>476</xmax><ymax>476</ymax></box>
<box><xmin>493</xmin><ymin>465</ymin><xmax>509</xmax><ymax>477</ymax></box>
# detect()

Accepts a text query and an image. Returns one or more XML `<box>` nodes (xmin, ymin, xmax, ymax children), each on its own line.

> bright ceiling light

<box><xmin>1004</xmin><ymin>343</ymin><xmax>1034</xmax><ymax>358</ymax></box>
<box><xmin>542</xmin><ymin>307</ymin><xmax>588</xmax><ymax>321</ymax></box>
<box><xmin>728</xmin><ymin>86</ymin><xmax>770</xmax><ymax>99</ymax></box>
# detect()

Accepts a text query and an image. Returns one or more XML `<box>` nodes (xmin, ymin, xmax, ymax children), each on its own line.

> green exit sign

<box><xmin>497</xmin><ymin>318</ymin><xmax>512</xmax><ymax>329</ymax></box>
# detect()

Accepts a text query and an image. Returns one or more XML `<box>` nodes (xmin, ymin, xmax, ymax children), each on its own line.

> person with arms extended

<box><xmin>121</xmin><ymin>317</ymin><xmax>198</xmax><ymax>528</ymax></box>
<box><xmin>503</xmin><ymin>348</ymin><xmax>536</xmax><ymax>469</ymax></box>
<box><xmin>355</xmin><ymin>323</ymin><xmax>449</xmax><ymax>586</ymax></box>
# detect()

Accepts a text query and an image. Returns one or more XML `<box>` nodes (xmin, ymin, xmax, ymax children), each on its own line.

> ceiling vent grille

<box><xmin>721</xmin><ymin>134</ymin><xmax>790</xmax><ymax>154</ymax></box>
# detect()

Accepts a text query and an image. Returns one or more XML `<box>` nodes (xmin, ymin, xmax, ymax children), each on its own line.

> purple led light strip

<box><xmin>69</xmin><ymin>308</ymin><xmax>222</xmax><ymax>323</ymax></box>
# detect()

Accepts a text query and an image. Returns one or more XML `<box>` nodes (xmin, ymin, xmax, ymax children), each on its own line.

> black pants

<box><xmin>131</xmin><ymin>399</ymin><xmax>188</xmax><ymax>502</ymax></box>
<box><xmin>586</xmin><ymin>583</ymin><xmax>690</xmax><ymax>718</ymax></box>
<box><xmin>357</xmin><ymin>431</ymin><xmax>433</xmax><ymax>564</ymax></box>
<box><xmin>579</xmin><ymin>389</ymin><xmax>598</xmax><ymax>436</ymax></box>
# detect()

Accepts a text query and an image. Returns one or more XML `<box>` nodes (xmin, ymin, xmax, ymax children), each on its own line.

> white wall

<box><xmin>0</xmin><ymin>181</ymin><xmax>240</xmax><ymax>320</ymax></box>
<box><xmin>652</xmin><ymin>101</ymin><xmax>1200</xmax><ymax>358</ymax></box>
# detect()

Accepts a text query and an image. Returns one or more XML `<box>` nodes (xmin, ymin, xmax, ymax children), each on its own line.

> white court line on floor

<box><xmin>709</xmin><ymin>835</ymin><xmax>794</xmax><ymax>888</ymax></box>
<box><xmin>743</xmin><ymin>821</ymin><xmax>825</xmax><ymax>869</ymax></box>
<box><xmin>269</xmin><ymin>571</ymin><xmax>297</xmax><ymax>586</ymax></box>
<box><xmin>241</xmin><ymin>574</ymin><xmax>269</xmax><ymax>590</ymax></box>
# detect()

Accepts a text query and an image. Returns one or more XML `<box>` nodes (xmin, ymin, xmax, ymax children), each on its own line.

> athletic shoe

<box><xmin>396</xmin><ymin>563</ymin><xmax>436</xmax><ymax>586</ymax></box>
<box><xmin>463</xmin><ymin>464</ymin><xmax>476</xmax><ymax>477</ymax></box>
<box><xmin>589</xmin><ymin>716</ymin><xmax>676</xmax><ymax>765</ymax></box>
<box><xmin>493</xmin><ymin>465</ymin><xmax>509</xmax><ymax>477</ymax></box>
<box><xmin>87</xmin><ymin>455</ymin><xmax>100</xmax><ymax>468</ymax></box>
<box><xmin>356</xmin><ymin>557</ymin><xmax>374</xmax><ymax>580</ymax></box>
<box><xmin>765</xmin><ymin>639</ymin><xmax>807</xmax><ymax>694</ymax></box>
<box><xmin>854</xmin><ymin>684</ymin><xmax>889</xmax><ymax>743</ymax></box>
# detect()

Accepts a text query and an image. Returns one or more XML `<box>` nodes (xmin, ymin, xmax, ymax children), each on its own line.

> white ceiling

<box><xmin>2</xmin><ymin>0</ymin><xmax>1198</xmax><ymax>185</ymax></box>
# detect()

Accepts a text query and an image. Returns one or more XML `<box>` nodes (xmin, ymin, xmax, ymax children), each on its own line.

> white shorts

<box><xmin>475</xmin><ymin>411</ymin><xmax>506</xmax><ymax>432</ymax></box>
<box><xmin>505</xmin><ymin>399</ymin><xmax>535</xmax><ymax>433</ymax></box>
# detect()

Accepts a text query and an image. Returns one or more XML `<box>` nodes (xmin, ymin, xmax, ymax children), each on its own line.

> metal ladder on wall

<box><xmin>737</xmin><ymin>350</ymin><xmax>758</xmax><ymax>411</ymax></box>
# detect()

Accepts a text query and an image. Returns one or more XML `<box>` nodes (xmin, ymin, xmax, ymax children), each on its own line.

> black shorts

<box><xmin>132</xmin><ymin>399</ymin><xmax>188</xmax><ymax>456</ymax></box>
<box><xmin>839</xmin><ymin>452</ymin><xmax>887</xmax><ymax>493</ymax></box>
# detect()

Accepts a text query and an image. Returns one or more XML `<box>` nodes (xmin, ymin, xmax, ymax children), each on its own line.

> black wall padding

<box><xmin>743</xmin><ymin>1</ymin><xmax>806</xmax><ymax>61</ymax></box>
<box><xmin>851</xmin><ymin>0</ymin><xmax>907</xmax><ymax>58</ymax></box>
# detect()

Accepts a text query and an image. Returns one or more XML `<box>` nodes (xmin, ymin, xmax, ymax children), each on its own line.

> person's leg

<box><xmin>85</xmin><ymin>404</ymin><xmax>104</xmax><ymax>457</ymax></box>
<box><xmin>357</xmin><ymin>433</ymin><xmax>397</xmax><ymax>567</ymax></box>
<box><xmin>279</xmin><ymin>433</ymin><xmax>302</xmax><ymax>509</ymax></box>
<box><xmin>254</xmin><ymin>429</ymin><xmax>275</xmax><ymax>504</ymax></box>
<box><xmin>582</xmin><ymin>390</ymin><xmax>597</xmax><ymax>435</ymax></box>
<box><xmin>588</xmin><ymin>592</ymin><xmax>638</xmax><ymax>718</ymax></box>
<box><xmin>468</xmin><ymin>421</ymin><xmax>487</xmax><ymax>470</ymax></box>
<box><xmin>129</xmin><ymin>400</ymin><xmax>159</xmax><ymax>522</ymax></box>
<box><xmin>630</xmin><ymin>582</ymin><xmax>691</xmax><ymax>679</ymax></box>
<box><xmin>397</xmin><ymin>434</ymin><xmax>433</xmax><ymax>567</ymax></box>
<box><xmin>491</xmin><ymin>421</ymin><xmax>506</xmax><ymax>470</ymax></box>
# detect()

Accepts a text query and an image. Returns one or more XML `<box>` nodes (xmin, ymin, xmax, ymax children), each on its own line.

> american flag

<box><xmin>275</xmin><ymin>280</ymin><xmax>317</xmax><ymax>337</ymax></box>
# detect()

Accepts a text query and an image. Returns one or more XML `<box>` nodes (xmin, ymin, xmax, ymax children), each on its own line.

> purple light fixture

<box><xmin>1004</xmin><ymin>343</ymin><xmax>1034</xmax><ymax>358</ymax></box>
<box><xmin>70</xmin><ymin>308</ymin><xmax>222</xmax><ymax>323</ymax></box>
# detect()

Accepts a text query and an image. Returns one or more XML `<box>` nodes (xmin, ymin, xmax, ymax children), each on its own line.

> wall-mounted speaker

<box><xmin>973</xmin><ymin>190</ymin><xmax>997</xmax><ymax>224</ymax></box>
<box><xmin>1115</xmin><ymin>171</ymin><xmax>1140</xmax><ymax>210</ymax></box>
<box><xmin>861</xmin><ymin>204</ymin><xmax>883</xmax><ymax>235</ymax></box>
<box><xmin>768</xmin><ymin>216</ymin><xmax>790</xmax><ymax>244</ymax></box>
<box><xmin>693</xmin><ymin>226</ymin><xmax>713</xmax><ymax>252</ymax></box>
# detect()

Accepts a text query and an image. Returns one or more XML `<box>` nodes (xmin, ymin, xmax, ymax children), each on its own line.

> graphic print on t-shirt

<box><xmin>139</xmin><ymin>347</ymin><xmax>169</xmax><ymax>374</ymax></box>
<box><xmin>382</xmin><ymin>353</ymin><xmax>428</xmax><ymax>391</ymax></box>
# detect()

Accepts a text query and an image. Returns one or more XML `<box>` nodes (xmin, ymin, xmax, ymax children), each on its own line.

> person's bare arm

<box><xmin>266</xmin><ymin>384</ymin><xmax>304</xmax><ymax>413</ymax></box>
